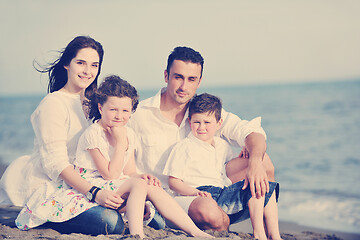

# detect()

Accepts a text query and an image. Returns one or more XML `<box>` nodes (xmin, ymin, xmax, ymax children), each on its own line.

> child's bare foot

<box><xmin>269</xmin><ymin>237</ymin><xmax>283</xmax><ymax>240</ymax></box>
<box><xmin>253</xmin><ymin>231</ymin><xmax>267</xmax><ymax>240</ymax></box>
<box><xmin>191</xmin><ymin>230</ymin><xmax>214</xmax><ymax>238</ymax></box>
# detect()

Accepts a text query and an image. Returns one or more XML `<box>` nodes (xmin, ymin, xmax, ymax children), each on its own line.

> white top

<box><xmin>74</xmin><ymin>122</ymin><xmax>136</xmax><ymax>178</ymax></box>
<box><xmin>163</xmin><ymin>132</ymin><xmax>235</xmax><ymax>189</ymax></box>
<box><xmin>14</xmin><ymin>122</ymin><xmax>137</xmax><ymax>230</ymax></box>
<box><xmin>0</xmin><ymin>91</ymin><xmax>89</xmax><ymax>206</ymax></box>
<box><xmin>127</xmin><ymin>88</ymin><xmax>266</xmax><ymax>187</ymax></box>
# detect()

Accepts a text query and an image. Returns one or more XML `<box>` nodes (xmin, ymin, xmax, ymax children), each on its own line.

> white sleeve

<box><xmin>31</xmin><ymin>96</ymin><xmax>72</xmax><ymax>182</ymax></box>
<box><xmin>79</xmin><ymin>125</ymin><xmax>101</xmax><ymax>151</ymax></box>
<box><xmin>75</xmin><ymin>124</ymin><xmax>107</xmax><ymax>170</ymax></box>
<box><xmin>219</xmin><ymin>108</ymin><xmax>267</xmax><ymax>148</ymax></box>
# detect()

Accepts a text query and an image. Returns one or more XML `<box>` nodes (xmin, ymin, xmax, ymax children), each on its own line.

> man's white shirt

<box><xmin>128</xmin><ymin>87</ymin><xmax>266</xmax><ymax>188</ymax></box>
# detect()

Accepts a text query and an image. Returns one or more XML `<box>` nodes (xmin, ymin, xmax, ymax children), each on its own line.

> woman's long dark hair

<box><xmin>34</xmin><ymin>36</ymin><xmax>104</xmax><ymax>98</ymax></box>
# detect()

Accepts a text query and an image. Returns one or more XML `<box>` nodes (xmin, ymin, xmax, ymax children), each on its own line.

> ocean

<box><xmin>1</xmin><ymin>80</ymin><xmax>359</xmax><ymax>234</ymax></box>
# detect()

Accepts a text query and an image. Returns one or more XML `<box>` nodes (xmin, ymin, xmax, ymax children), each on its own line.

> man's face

<box><xmin>164</xmin><ymin>60</ymin><xmax>202</xmax><ymax>105</ymax></box>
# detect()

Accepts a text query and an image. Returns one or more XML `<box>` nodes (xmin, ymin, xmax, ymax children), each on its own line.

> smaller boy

<box><xmin>163</xmin><ymin>93</ymin><xmax>282</xmax><ymax>240</ymax></box>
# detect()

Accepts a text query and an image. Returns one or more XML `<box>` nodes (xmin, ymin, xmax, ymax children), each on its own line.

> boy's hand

<box><xmin>141</xmin><ymin>174</ymin><xmax>162</xmax><ymax>187</ymax></box>
<box><xmin>195</xmin><ymin>190</ymin><xmax>212</xmax><ymax>198</ymax></box>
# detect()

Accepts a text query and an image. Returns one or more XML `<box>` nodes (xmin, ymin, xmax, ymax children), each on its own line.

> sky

<box><xmin>0</xmin><ymin>0</ymin><xmax>359</xmax><ymax>95</ymax></box>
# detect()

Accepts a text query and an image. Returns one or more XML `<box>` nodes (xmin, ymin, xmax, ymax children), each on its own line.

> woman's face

<box><xmin>63</xmin><ymin>47</ymin><xmax>100</xmax><ymax>94</ymax></box>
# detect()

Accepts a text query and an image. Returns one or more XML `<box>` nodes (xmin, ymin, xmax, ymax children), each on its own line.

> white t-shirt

<box><xmin>128</xmin><ymin>88</ymin><xmax>266</xmax><ymax>187</ymax></box>
<box><xmin>163</xmin><ymin>132</ymin><xmax>235</xmax><ymax>189</ymax></box>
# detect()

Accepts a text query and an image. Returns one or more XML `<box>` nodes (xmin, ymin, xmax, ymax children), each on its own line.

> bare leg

<box><xmin>248</xmin><ymin>196</ymin><xmax>267</xmax><ymax>240</ymax></box>
<box><xmin>225</xmin><ymin>156</ymin><xmax>248</xmax><ymax>183</ymax></box>
<box><xmin>263</xmin><ymin>193</ymin><xmax>282</xmax><ymax>240</ymax></box>
<box><xmin>116</xmin><ymin>178</ymin><xmax>148</xmax><ymax>238</ymax></box>
<box><xmin>188</xmin><ymin>197</ymin><xmax>229</xmax><ymax>231</ymax></box>
<box><xmin>226</xmin><ymin>153</ymin><xmax>275</xmax><ymax>183</ymax></box>
<box><xmin>146</xmin><ymin>186</ymin><xmax>213</xmax><ymax>238</ymax></box>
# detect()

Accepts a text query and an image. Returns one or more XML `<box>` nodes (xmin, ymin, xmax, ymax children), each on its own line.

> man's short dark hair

<box><xmin>189</xmin><ymin>93</ymin><xmax>222</xmax><ymax>122</ymax></box>
<box><xmin>166</xmin><ymin>46</ymin><xmax>204</xmax><ymax>77</ymax></box>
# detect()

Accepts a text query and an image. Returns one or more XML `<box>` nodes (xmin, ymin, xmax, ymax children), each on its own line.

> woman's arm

<box><xmin>59</xmin><ymin>165</ymin><xmax>124</xmax><ymax>209</ymax></box>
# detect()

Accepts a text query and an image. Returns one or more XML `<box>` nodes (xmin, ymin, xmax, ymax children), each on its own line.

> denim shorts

<box><xmin>197</xmin><ymin>180</ymin><xmax>279</xmax><ymax>224</ymax></box>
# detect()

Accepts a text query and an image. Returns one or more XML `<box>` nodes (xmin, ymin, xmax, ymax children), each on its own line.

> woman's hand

<box><xmin>140</xmin><ymin>174</ymin><xmax>162</xmax><ymax>187</ymax></box>
<box><xmin>95</xmin><ymin>189</ymin><xmax>125</xmax><ymax>209</ymax></box>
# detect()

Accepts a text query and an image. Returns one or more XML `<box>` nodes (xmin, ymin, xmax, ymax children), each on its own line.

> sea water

<box><xmin>1</xmin><ymin>80</ymin><xmax>359</xmax><ymax>234</ymax></box>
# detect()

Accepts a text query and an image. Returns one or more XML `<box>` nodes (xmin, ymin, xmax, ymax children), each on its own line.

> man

<box><xmin>128</xmin><ymin>46</ymin><xmax>276</xmax><ymax>231</ymax></box>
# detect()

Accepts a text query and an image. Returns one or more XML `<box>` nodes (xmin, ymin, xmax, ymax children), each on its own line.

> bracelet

<box><xmin>89</xmin><ymin>186</ymin><xmax>97</xmax><ymax>195</ymax></box>
<box><xmin>91</xmin><ymin>187</ymin><xmax>101</xmax><ymax>202</ymax></box>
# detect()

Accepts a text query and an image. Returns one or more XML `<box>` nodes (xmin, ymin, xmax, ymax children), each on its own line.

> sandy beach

<box><xmin>1</xmin><ymin>162</ymin><xmax>360</xmax><ymax>240</ymax></box>
<box><xmin>1</xmin><ymin>205</ymin><xmax>360</xmax><ymax>240</ymax></box>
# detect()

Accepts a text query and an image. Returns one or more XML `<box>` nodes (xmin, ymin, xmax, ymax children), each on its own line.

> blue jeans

<box><xmin>42</xmin><ymin>206</ymin><xmax>124</xmax><ymax>235</ymax></box>
<box><xmin>147</xmin><ymin>210</ymin><xmax>166</xmax><ymax>230</ymax></box>
<box><xmin>197</xmin><ymin>180</ymin><xmax>279</xmax><ymax>224</ymax></box>
<box><xmin>43</xmin><ymin>206</ymin><xmax>166</xmax><ymax>235</ymax></box>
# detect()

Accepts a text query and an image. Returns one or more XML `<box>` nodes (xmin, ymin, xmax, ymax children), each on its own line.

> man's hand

<box><xmin>242</xmin><ymin>158</ymin><xmax>269</xmax><ymax>198</ymax></box>
<box><xmin>239</xmin><ymin>147</ymin><xmax>249</xmax><ymax>159</ymax></box>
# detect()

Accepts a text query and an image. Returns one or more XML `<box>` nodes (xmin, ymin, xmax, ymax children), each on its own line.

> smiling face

<box><xmin>63</xmin><ymin>47</ymin><xmax>100</xmax><ymax>94</ymax></box>
<box><xmin>164</xmin><ymin>60</ymin><xmax>202</xmax><ymax>106</ymax></box>
<box><xmin>98</xmin><ymin>96</ymin><xmax>133</xmax><ymax>128</ymax></box>
<box><xmin>189</xmin><ymin>111</ymin><xmax>222</xmax><ymax>145</ymax></box>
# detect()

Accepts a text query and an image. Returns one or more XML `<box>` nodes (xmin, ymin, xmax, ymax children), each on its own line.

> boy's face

<box><xmin>189</xmin><ymin>112</ymin><xmax>222</xmax><ymax>145</ymax></box>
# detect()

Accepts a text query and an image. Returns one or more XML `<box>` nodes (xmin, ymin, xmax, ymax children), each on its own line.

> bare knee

<box><xmin>128</xmin><ymin>177</ymin><xmax>148</xmax><ymax>192</ymax></box>
<box><xmin>263</xmin><ymin>153</ymin><xmax>275</xmax><ymax>181</ymax></box>
<box><xmin>188</xmin><ymin>197</ymin><xmax>229</xmax><ymax>231</ymax></box>
<box><xmin>225</xmin><ymin>157</ymin><xmax>248</xmax><ymax>184</ymax></box>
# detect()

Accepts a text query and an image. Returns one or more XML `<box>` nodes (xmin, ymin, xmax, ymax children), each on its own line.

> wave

<box><xmin>279</xmin><ymin>191</ymin><xmax>360</xmax><ymax>234</ymax></box>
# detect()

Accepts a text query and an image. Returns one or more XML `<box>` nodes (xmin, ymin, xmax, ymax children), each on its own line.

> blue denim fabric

<box><xmin>41</xmin><ymin>206</ymin><xmax>124</xmax><ymax>235</ymax></box>
<box><xmin>197</xmin><ymin>180</ymin><xmax>279</xmax><ymax>224</ymax></box>
<box><xmin>147</xmin><ymin>210</ymin><xmax>166</xmax><ymax>230</ymax></box>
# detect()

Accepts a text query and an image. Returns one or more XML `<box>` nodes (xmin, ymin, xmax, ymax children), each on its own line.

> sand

<box><xmin>1</xmin><ymin>205</ymin><xmax>359</xmax><ymax>240</ymax></box>
<box><xmin>1</xmin><ymin>163</ymin><xmax>359</xmax><ymax>240</ymax></box>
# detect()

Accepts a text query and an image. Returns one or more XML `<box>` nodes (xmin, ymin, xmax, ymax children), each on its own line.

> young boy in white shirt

<box><xmin>163</xmin><ymin>93</ymin><xmax>282</xmax><ymax>240</ymax></box>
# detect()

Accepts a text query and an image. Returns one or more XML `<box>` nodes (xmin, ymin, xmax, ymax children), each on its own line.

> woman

<box><xmin>0</xmin><ymin>36</ymin><xmax>125</xmax><ymax>235</ymax></box>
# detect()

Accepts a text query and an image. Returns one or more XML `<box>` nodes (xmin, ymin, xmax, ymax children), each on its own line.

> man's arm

<box><xmin>219</xmin><ymin>111</ymin><xmax>266</xmax><ymax>147</ymax></box>
<box><xmin>242</xmin><ymin>132</ymin><xmax>269</xmax><ymax>198</ymax></box>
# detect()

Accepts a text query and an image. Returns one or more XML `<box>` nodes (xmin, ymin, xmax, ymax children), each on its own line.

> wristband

<box><xmin>91</xmin><ymin>187</ymin><xmax>101</xmax><ymax>202</ymax></box>
<box><xmin>86</xmin><ymin>186</ymin><xmax>97</xmax><ymax>202</ymax></box>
